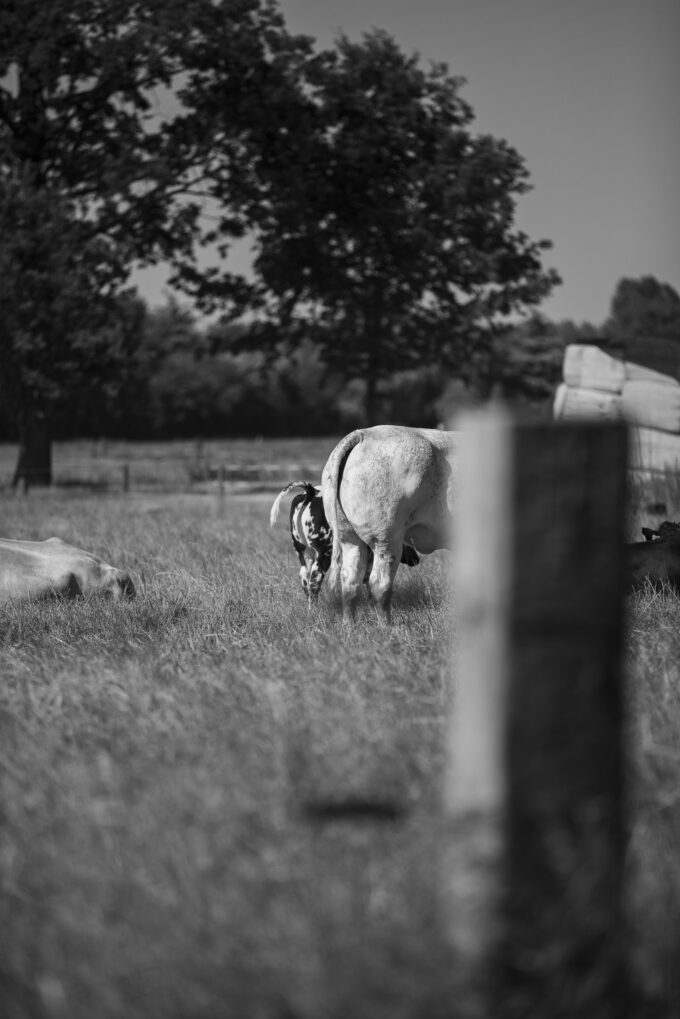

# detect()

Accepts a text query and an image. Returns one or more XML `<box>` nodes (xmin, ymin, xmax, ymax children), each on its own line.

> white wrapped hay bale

<box><xmin>553</xmin><ymin>383</ymin><xmax>622</xmax><ymax>422</ymax></box>
<box><xmin>624</xmin><ymin>360</ymin><xmax>680</xmax><ymax>387</ymax></box>
<box><xmin>621</xmin><ymin>380</ymin><xmax>680</xmax><ymax>433</ymax></box>
<box><xmin>629</xmin><ymin>426</ymin><xmax>680</xmax><ymax>473</ymax></box>
<box><xmin>563</xmin><ymin>344</ymin><xmax>625</xmax><ymax>394</ymax></box>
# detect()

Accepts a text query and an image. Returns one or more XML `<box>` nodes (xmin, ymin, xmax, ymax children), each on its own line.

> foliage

<box><xmin>369</xmin><ymin>366</ymin><xmax>448</xmax><ymax>428</ymax></box>
<box><xmin>29</xmin><ymin>301</ymin><xmax>452</xmax><ymax>440</ymax></box>
<box><xmin>0</xmin><ymin>0</ymin><xmax>312</xmax><ymax>478</ymax></box>
<box><xmin>486</xmin><ymin>314</ymin><xmax>604</xmax><ymax>405</ymax></box>
<box><xmin>199</xmin><ymin>29</ymin><xmax>560</xmax><ymax>419</ymax></box>
<box><xmin>0</xmin><ymin>299</ymin><xmax>613</xmax><ymax>442</ymax></box>
<box><xmin>43</xmin><ymin>306</ymin><xmax>355</xmax><ymax>439</ymax></box>
<box><xmin>0</xmin><ymin>0</ymin><xmax>309</xmax><ymax>271</ymax></box>
<box><xmin>606</xmin><ymin>276</ymin><xmax>680</xmax><ymax>340</ymax></box>
<box><xmin>0</xmin><ymin>181</ymin><xmax>128</xmax><ymax>416</ymax></box>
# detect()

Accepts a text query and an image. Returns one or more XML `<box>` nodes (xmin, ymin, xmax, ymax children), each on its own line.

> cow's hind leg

<box><xmin>307</xmin><ymin>557</ymin><xmax>325</xmax><ymax>605</ymax></box>
<box><xmin>368</xmin><ymin>541</ymin><xmax>400</xmax><ymax>624</ymax></box>
<box><xmin>294</xmin><ymin>545</ymin><xmax>311</xmax><ymax>601</ymax></box>
<box><xmin>363</xmin><ymin>548</ymin><xmax>374</xmax><ymax>591</ymax></box>
<box><xmin>340</xmin><ymin>538</ymin><xmax>369</xmax><ymax>622</ymax></box>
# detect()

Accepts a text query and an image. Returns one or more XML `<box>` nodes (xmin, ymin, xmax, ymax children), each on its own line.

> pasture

<box><xmin>0</xmin><ymin>439</ymin><xmax>678</xmax><ymax>1018</ymax></box>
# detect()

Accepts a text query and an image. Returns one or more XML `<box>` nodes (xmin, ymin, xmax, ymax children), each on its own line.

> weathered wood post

<box><xmin>443</xmin><ymin>407</ymin><xmax>628</xmax><ymax>1017</ymax></box>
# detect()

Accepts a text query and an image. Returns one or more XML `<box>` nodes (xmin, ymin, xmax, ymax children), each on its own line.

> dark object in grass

<box><xmin>626</xmin><ymin>520</ymin><xmax>680</xmax><ymax>592</ymax></box>
<box><xmin>301</xmin><ymin>796</ymin><xmax>405</xmax><ymax>823</ymax></box>
<box><xmin>641</xmin><ymin>520</ymin><xmax>680</xmax><ymax>542</ymax></box>
<box><xmin>56</xmin><ymin>478</ymin><xmax>110</xmax><ymax>491</ymax></box>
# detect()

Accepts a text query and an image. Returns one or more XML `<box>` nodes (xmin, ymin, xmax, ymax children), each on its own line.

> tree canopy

<box><xmin>198</xmin><ymin>29</ymin><xmax>560</xmax><ymax>418</ymax></box>
<box><xmin>606</xmin><ymin>276</ymin><xmax>680</xmax><ymax>340</ymax></box>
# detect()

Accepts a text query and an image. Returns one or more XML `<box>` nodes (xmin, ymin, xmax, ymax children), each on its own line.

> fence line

<box><xmin>0</xmin><ymin>458</ymin><xmax>326</xmax><ymax>493</ymax></box>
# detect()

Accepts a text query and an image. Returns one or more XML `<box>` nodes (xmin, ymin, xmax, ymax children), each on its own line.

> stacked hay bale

<box><xmin>553</xmin><ymin>344</ymin><xmax>680</xmax><ymax>473</ymax></box>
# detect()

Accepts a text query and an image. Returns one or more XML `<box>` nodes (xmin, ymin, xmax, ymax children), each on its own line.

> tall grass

<box><xmin>624</xmin><ymin>584</ymin><xmax>680</xmax><ymax>1008</ymax></box>
<box><xmin>0</xmin><ymin>490</ymin><xmax>456</xmax><ymax>1019</ymax></box>
<box><xmin>0</xmin><ymin>474</ymin><xmax>678</xmax><ymax>1018</ymax></box>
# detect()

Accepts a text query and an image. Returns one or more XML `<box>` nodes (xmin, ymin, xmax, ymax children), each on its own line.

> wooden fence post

<box><xmin>443</xmin><ymin>408</ymin><xmax>628</xmax><ymax>1018</ymax></box>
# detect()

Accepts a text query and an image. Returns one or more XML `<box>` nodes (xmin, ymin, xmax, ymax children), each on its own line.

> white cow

<box><xmin>322</xmin><ymin>425</ymin><xmax>458</xmax><ymax>621</ymax></box>
<box><xmin>0</xmin><ymin>537</ymin><xmax>135</xmax><ymax>605</ymax></box>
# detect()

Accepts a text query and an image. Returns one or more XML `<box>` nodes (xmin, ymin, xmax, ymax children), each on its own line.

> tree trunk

<box><xmin>364</xmin><ymin>306</ymin><xmax>386</xmax><ymax>424</ymax></box>
<box><xmin>12</xmin><ymin>410</ymin><xmax>53</xmax><ymax>489</ymax></box>
<box><xmin>364</xmin><ymin>371</ymin><xmax>379</xmax><ymax>425</ymax></box>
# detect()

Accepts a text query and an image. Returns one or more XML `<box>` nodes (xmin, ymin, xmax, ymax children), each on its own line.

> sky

<box><xmin>132</xmin><ymin>0</ymin><xmax>680</xmax><ymax>327</ymax></box>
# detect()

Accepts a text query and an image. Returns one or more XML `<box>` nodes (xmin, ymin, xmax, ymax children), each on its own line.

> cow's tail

<box><xmin>322</xmin><ymin>430</ymin><xmax>365</xmax><ymax>591</ymax></box>
<box><xmin>269</xmin><ymin>481</ymin><xmax>318</xmax><ymax>527</ymax></box>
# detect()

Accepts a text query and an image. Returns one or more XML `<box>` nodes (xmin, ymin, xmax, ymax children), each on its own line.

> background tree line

<box><xmin>1</xmin><ymin>274</ymin><xmax>676</xmax><ymax>444</ymax></box>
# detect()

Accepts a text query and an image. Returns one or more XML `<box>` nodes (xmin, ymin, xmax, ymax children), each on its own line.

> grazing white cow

<box><xmin>270</xmin><ymin>479</ymin><xmax>422</xmax><ymax>605</ymax></box>
<box><xmin>0</xmin><ymin>537</ymin><xmax>135</xmax><ymax>605</ymax></box>
<box><xmin>322</xmin><ymin>425</ymin><xmax>458</xmax><ymax>621</ymax></box>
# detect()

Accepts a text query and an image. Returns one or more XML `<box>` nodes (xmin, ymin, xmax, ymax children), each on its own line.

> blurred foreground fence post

<box><xmin>443</xmin><ymin>408</ymin><xmax>628</xmax><ymax>1017</ymax></box>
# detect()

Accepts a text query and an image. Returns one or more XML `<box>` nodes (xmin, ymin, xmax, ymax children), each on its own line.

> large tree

<box><xmin>196</xmin><ymin>29</ymin><xmax>560</xmax><ymax>420</ymax></box>
<box><xmin>0</xmin><ymin>0</ymin><xmax>311</xmax><ymax>484</ymax></box>
<box><xmin>0</xmin><ymin>180</ymin><xmax>131</xmax><ymax>483</ymax></box>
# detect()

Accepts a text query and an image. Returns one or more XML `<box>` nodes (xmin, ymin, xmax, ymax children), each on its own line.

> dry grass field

<box><xmin>0</xmin><ymin>440</ymin><xmax>678</xmax><ymax>1018</ymax></box>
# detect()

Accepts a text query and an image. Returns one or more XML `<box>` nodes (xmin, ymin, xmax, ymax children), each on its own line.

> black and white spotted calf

<box><xmin>270</xmin><ymin>481</ymin><xmax>332</xmax><ymax>603</ymax></box>
<box><xmin>270</xmin><ymin>480</ymin><xmax>421</xmax><ymax>605</ymax></box>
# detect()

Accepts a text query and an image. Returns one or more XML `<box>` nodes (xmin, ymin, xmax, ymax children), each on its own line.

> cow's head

<box><xmin>100</xmin><ymin>565</ymin><xmax>136</xmax><ymax>600</ymax></box>
<box><xmin>300</xmin><ymin>559</ymin><xmax>326</xmax><ymax>604</ymax></box>
<box><xmin>113</xmin><ymin>571</ymin><xmax>136</xmax><ymax>600</ymax></box>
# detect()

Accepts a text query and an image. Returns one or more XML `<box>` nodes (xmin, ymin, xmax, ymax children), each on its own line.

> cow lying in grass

<box><xmin>270</xmin><ymin>481</ymin><xmax>419</xmax><ymax>605</ymax></box>
<box><xmin>0</xmin><ymin>537</ymin><xmax>135</xmax><ymax>605</ymax></box>
<box><xmin>626</xmin><ymin>521</ymin><xmax>680</xmax><ymax>592</ymax></box>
